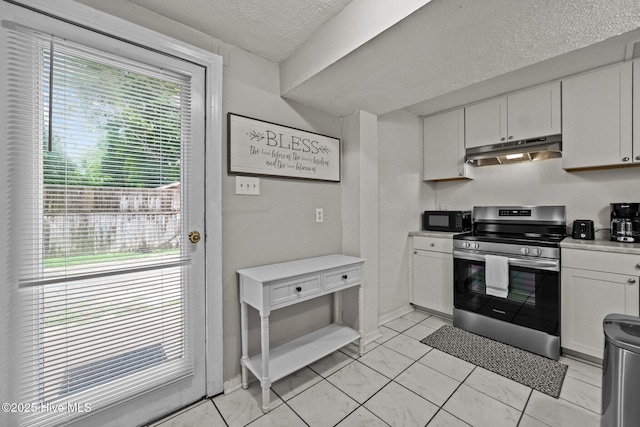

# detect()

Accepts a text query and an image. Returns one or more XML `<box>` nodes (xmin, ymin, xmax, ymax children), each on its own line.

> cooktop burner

<box><xmin>453</xmin><ymin>231</ymin><xmax>565</xmax><ymax>247</ymax></box>
<box><xmin>453</xmin><ymin>205</ymin><xmax>567</xmax><ymax>250</ymax></box>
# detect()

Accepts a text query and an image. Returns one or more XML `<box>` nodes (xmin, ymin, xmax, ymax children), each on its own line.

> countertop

<box><xmin>560</xmin><ymin>230</ymin><xmax>640</xmax><ymax>255</ymax></box>
<box><xmin>410</xmin><ymin>229</ymin><xmax>640</xmax><ymax>256</ymax></box>
<box><xmin>409</xmin><ymin>231</ymin><xmax>458</xmax><ymax>239</ymax></box>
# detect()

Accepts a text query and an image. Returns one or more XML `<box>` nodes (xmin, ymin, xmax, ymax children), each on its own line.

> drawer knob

<box><xmin>628</xmin><ymin>279</ymin><xmax>637</xmax><ymax>284</ymax></box>
<box><xmin>295</xmin><ymin>286</ymin><xmax>302</xmax><ymax>292</ymax></box>
<box><xmin>430</xmin><ymin>243</ymin><xmax>435</xmax><ymax>247</ymax></box>
<box><xmin>342</xmin><ymin>274</ymin><xmax>348</xmax><ymax>280</ymax></box>
<box><xmin>636</xmin><ymin>263</ymin><xmax>640</xmax><ymax>269</ymax></box>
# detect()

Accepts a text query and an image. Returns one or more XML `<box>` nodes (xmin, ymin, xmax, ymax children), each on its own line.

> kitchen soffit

<box><xmin>77</xmin><ymin>0</ymin><xmax>640</xmax><ymax>117</ymax></box>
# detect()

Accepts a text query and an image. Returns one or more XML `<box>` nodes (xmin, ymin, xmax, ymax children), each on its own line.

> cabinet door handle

<box><xmin>508</xmin><ymin>135</ymin><xmax>514</xmax><ymax>140</ymax></box>
<box><xmin>636</xmin><ymin>155</ymin><xmax>640</xmax><ymax>161</ymax></box>
<box><xmin>342</xmin><ymin>274</ymin><xmax>348</xmax><ymax>280</ymax></box>
<box><xmin>500</xmin><ymin>137</ymin><xmax>506</xmax><ymax>142</ymax></box>
<box><xmin>628</xmin><ymin>279</ymin><xmax>636</xmax><ymax>284</ymax></box>
<box><xmin>622</xmin><ymin>157</ymin><xmax>630</xmax><ymax>162</ymax></box>
<box><xmin>636</xmin><ymin>263</ymin><xmax>640</xmax><ymax>269</ymax></box>
<box><xmin>414</xmin><ymin>251</ymin><xmax>418</xmax><ymax>255</ymax></box>
<box><xmin>295</xmin><ymin>286</ymin><xmax>302</xmax><ymax>292</ymax></box>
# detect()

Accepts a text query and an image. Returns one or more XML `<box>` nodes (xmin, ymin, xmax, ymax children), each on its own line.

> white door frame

<box><xmin>9</xmin><ymin>0</ymin><xmax>223</xmax><ymax>402</ymax></box>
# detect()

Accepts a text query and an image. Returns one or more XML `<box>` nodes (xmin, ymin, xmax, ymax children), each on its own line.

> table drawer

<box><xmin>269</xmin><ymin>275</ymin><xmax>321</xmax><ymax>308</ymax></box>
<box><xmin>324</xmin><ymin>265</ymin><xmax>361</xmax><ymax>292</ymax></box>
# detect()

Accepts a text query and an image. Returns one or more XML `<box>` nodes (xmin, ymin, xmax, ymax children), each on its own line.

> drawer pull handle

<box><xmin>295</xmin><ymin>286</ymin><xmax>302</xmax><ymax>292</ymax></box>
<box><xmin>342</xmin><ymin>275</ymin><xmax>348</xmax><ymax>280</ymax></box>
<box><xmin>628</xmin><ymin>279</ymin><xmax>637</xmax><ymax>285</ymax></box>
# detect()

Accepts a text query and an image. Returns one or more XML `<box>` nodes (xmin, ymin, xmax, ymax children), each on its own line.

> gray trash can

<box><xmin>601</xmin><ymin>313</ymin><xmax>640</xmax><ymax>427</ymax></box>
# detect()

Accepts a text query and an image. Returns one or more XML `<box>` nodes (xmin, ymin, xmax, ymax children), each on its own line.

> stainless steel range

<box><xmin>453</xmin><ymin>206</ymin><xmax>566</xmax><ymax>360</ymax></box>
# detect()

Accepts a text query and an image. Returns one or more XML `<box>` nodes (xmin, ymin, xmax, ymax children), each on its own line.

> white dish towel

<box><xmin>485</xmin><ymin>254</ymin><xmax>509</xmax><ymax>298</ymax></box>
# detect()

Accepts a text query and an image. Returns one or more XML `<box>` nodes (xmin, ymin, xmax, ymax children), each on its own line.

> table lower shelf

<box><xmin>244</xmin><ymin>323</ymin><xmax>360</xmax><ymax>384</ymax></box>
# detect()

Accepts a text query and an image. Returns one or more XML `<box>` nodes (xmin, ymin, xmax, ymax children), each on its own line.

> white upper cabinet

<box><xmin>423</xmin><ymin>108</ymin><xmax>473</xmax><ymax>181</ymax></box>
<box><xmin>464</xmin><ymin>97</ymin><xmax>507</xmax><ymax>149</ymax></box>
<box><xmin>465</xmin><ymin>82</ymin><xmax>561</xmax><ymax>149</ymax></box>
<box><xmin>562</xmin><ymin>62</ymin><xmax>633</xmax><ymax>170</ymax></box>
<box><xmin>507</xmin><ymin>83</ymin><xmax>562</xmax><ymax>140</ymax></box>
<box><xmin>633</xmin><ymin>59</ymin><xmax>640</xmax><ymax>164</ymax></box>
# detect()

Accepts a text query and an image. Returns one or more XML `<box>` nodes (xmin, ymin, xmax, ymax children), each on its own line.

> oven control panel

<box><xmin>499</xmin><ymin>209</ymin><xmax>532</xmax><ymax>217</ymax></box>
<box><xmin>453</xmin><ymin>240</ymin><xmax>559</xmax><ymax>259</ymax></box>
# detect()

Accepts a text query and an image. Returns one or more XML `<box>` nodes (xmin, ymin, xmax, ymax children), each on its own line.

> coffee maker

<box><xmin>610</xmin><ymin>203</ymin><xmax>640</xmax><ymax>242</ymax></box>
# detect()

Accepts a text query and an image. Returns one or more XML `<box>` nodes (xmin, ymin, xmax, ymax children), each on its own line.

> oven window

<box><xmin>454</xmin><ymin>257</ymin><xmax>559</xmax><ymax>335</ymax></box>
<box><xmin>469</xmin><ymin>267</ymin><xmax>536</xmax><ymax>304</ymax></box>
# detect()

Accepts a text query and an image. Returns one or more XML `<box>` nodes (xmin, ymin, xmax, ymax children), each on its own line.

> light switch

<box><xmin>235</xmin><ymin>176</ymin><xmax>260</xmax><ymax>195</ymax></box>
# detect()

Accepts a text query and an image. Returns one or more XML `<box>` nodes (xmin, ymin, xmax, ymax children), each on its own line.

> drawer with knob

<box><xmin>324</xmin><ymin>265</ymin><xmax>361</xmax><ymax>292</ymax></box>
<box><xmin>562</xmin><ymin>249</ymin><xmax>640</xmax><ymax>276</ymax></box>
<box><xmin>268</xmin><ymin>275</ymin><xmax>321</xmax><ymax>308</ymax></box>
<box><xmin>413</xmin><ymin>236</ymin><xmax>453</xmax><ymax>253</ymax></box>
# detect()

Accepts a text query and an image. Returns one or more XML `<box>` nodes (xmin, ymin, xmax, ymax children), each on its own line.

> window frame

<box><xmin>0</xmin><ymin>0</ymin><xmax>223</xmax><ymax>424</ymax></box>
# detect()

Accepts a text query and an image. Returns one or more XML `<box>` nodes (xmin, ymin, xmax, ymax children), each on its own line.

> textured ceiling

<box><xmin>73</xmin><ymin>0</ymin><xmax>640</xmax><ymax>117</ymax></box>
<box><xmin>282</xmin><ymin>0</ymin><xmax>640</xmax><ymax>116</ymax></box>
<box><xmin>126</xmin><ymin>0</ymin><xmax>354</xmax><ymax>62</ymax></box>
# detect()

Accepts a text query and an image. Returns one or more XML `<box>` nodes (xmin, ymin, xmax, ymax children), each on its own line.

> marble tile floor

<box><xmin>149</xmin><ymin>310</ymin><xmax>603</xmax><ymax>427</ymax></box>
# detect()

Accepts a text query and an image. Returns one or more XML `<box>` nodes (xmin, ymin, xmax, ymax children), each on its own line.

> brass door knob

<box><xmin>189</xmin><ymin>231</ymin><xmax>201</xmax><ymax>243</ymax></box>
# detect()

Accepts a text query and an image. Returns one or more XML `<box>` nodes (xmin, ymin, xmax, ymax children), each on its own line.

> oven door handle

<box><xmin>453</xmin><ymin>250</ymin><xmax>560</xmax><ymax>272</ymax></box>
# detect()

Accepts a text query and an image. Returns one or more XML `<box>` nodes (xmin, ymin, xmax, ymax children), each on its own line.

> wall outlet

<box><xmin>235</xmin><ymin>176</ymin><xmax>260</xmax><ymax>195</ymax></box>
<box><xmin>315</xmin><ymin>208</ymin><xmax>323</xmax><ymax>223</ymax></box>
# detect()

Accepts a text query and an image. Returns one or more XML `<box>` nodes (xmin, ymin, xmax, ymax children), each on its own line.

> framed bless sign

<box><xmin>227</xmin><ymin>113</ymin><xmax>341</xmax><ymax>182</ymax></box>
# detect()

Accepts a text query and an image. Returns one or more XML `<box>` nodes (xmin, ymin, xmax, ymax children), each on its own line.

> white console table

<box><xmin>237</xmin><ymin>254</ymin><xmax>365</xmax><ymax>413</ymax></box>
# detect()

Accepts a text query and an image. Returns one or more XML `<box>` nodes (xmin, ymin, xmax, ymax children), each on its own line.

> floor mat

<box><xmin>421</xmin><ymin>325</ymin><xmax>567</xmax><ymax>398</ymax></box>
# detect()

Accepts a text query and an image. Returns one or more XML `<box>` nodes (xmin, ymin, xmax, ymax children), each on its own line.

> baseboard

<box><xmin>561</xmin><ymin>348</ymin><xmax>603</xmax><ymax>367</ymax></box>
<box><xmin>411</xmin><ymin>304</ymin><xmax>453</xmax><ymax>320</ymax></box>
<box><xmin>222</xmin><ymin>375</ymin><xmax>243</xmax><ymax>395</ymax></box>
<box><xmin>378</xmin><ymin>304</ymin><xmax>415</xmax><ymax>326</ymax></box>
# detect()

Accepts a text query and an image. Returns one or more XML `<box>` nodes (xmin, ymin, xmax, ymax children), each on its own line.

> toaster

<box><xmin>572</xmin><ymin>219</ymin><xmax>595</xmax><ymax>240</ymax></box>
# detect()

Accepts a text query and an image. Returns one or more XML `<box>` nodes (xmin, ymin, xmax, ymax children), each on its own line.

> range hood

<box><xmin>465</xmin><ymin>135</ymin><xmax>562</xmax><ymax>167</ymax></box>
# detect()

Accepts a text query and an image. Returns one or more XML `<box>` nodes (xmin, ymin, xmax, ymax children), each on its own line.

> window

<box><xmin>3</xmin><ymin>19</ymin><xmax>202</xmax><ymax>427</ymax></box>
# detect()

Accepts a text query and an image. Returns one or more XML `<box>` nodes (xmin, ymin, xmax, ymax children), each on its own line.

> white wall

<box><xmin>341</xmin><ymin>111</ymin><xmax>381</xmax><ymax>339</ymax></box>
<box><xmin>377</xmin><ymin>110</ymin><xmax>435</xmax><ymax>320</ymax></box>
<box><xmin>221</xmin><ymin>46</ymin><xmax>344</xmax><ymax>381</ymax></box>
<box><xmin>435</xmin><ymin>158</ymin><xmax>639</xmax><ymax>231</ymax></box>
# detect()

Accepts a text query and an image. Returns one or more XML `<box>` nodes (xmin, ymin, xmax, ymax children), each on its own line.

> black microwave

<box><xmin>423</xmin><ymin>210</ymin><xmax>471</xmax><ymax>232</ymax></box>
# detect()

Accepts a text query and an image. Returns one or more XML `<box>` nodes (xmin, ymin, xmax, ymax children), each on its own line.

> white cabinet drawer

<box><xmin>269</xmin><ymin>275</ymin><xmax>321</xmax><ymax>308</ymax></box>
<box><xmin>413</xmin><ymin>236</ymin><xmax>453</xmax><ymax>253</ymax></box>
<box><xmin>324</xmin><ymin>265</ymin><xmax>361</xmax><ymax>292</ymax></box>
<box><xmin>562</xmin><ymin>248</ymin><xmax>640</xmax><ymax>276</ymax></box>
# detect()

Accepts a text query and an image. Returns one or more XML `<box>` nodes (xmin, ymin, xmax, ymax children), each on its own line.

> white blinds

<box><xmin>5</xmin><ymin>23</ymin><xmax>194</xmax><ymax>427</ymax></box>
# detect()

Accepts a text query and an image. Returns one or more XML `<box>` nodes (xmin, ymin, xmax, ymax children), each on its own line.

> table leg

<box><xmin>333</xmin><ymin>292</ymin><xmax>343</xmax><ymax>325</ymax></box>
<box><xmin>240</xmin><ymin>300</ymin><xmax>249</xmax><ymax>389</ymax></box>
<box><xmin>260</xmin><ymin>311</ymin><xmax>271</xmax><ymax>412</ymax></box>
<box><xmin>358</xmin><ymin>284</ymin><xmax>365</xmax><ymax>356</ymax></box>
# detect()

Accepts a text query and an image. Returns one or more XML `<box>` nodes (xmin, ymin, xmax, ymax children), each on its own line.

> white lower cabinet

<box><xmin>561</xmin><ymin>248</ymin><xmax>640</xmax><ymax>359</ymax></box>
<box><xmin>411</xmin><ymin>236</ymin><xmax>453</xmax><ymax>316</ymax></box>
